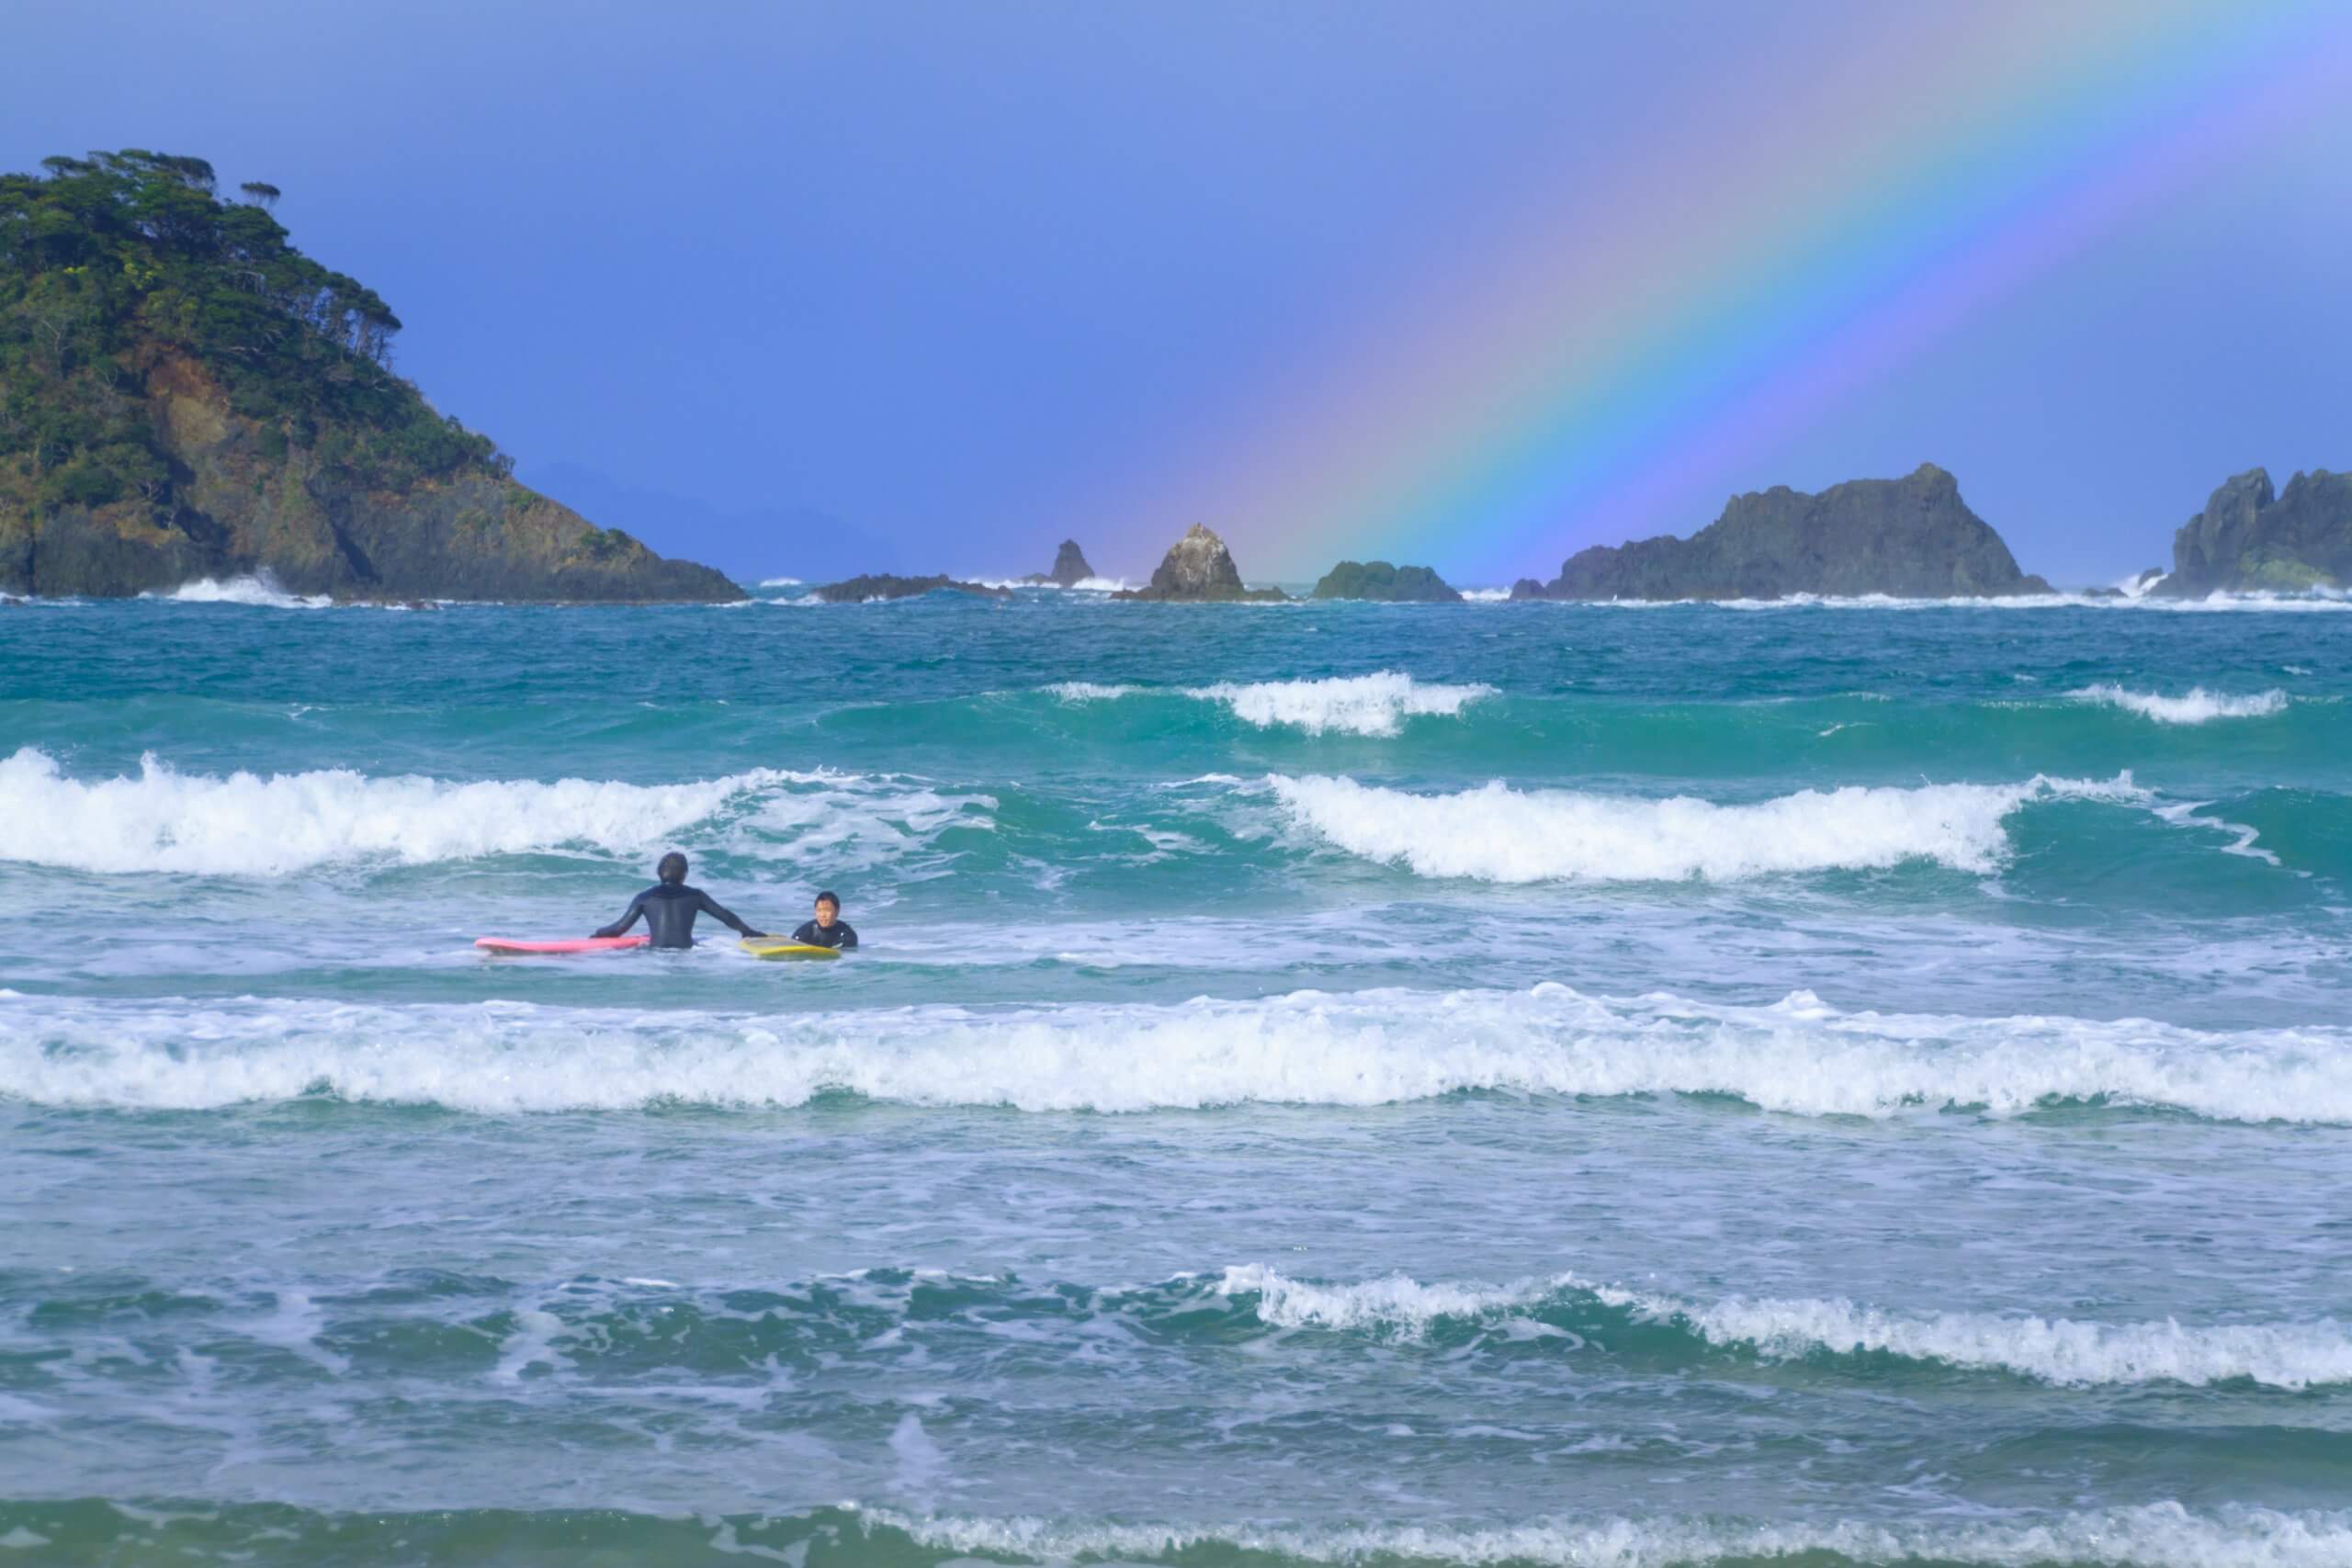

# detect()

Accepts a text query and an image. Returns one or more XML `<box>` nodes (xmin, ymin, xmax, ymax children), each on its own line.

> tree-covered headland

<box><xmin>1</xmin><ymin>151</ymin><xmax>734</xmax><ymax>599</ymax></box>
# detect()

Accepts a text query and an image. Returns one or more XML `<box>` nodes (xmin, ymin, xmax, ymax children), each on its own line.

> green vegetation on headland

<box><xmin>1</xmin><ymin>150</ymin><xmax>736</xmax><ymax>600</ymax></box>
<box><xmin>1312</xmin><ymin>560</ymin><xmax>1461</xmax><ymax>602</ymax></box>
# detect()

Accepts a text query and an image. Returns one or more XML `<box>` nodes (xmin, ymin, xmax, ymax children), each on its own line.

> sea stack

<box><xmin>1310</xmin><ymin>561</ymin><xmax>1462</xmax><ymax>602</ymax></box>
<box><xmin>2156</xmin><ymin>468</ymin><xmax>2351</xmax><ymax>595</ymax></box>
<box><xmin>812</xmin><ymin>573</ymin><xmax>1012</xmax><ymax>603</ymax></box>
<box><xmin>1023</xmin><ymin>539</ymin><xmax>1095</xmax><ymax>587</ymax></box>
<box><xmin>1510</xmin><ymin>464</ymin><xmax>2050</xmax><ymax>602</ymax></box>
<box><xmin>1114</xmin><ymin>525</ymin><xmax>1287</xmax><ymax>602</ymax></box>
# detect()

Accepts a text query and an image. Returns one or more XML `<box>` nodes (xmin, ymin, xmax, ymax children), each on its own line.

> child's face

<box><xmin>814</xmin><ymin>899</ymin><xmax>839</xmax><ymax>927</ymax></box>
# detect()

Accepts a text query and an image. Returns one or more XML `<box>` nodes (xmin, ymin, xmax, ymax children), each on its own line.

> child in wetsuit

<box><xmin>790</xmin><ymin>890</ymin><xmax>858</xmax><ymax>950</ymax></box>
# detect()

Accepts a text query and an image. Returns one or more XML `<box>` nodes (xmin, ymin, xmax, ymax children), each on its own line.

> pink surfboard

<box><xmin>474</xmin><ymin>936</ymin><xmax>650</xmax><ymax>955</ymax></box>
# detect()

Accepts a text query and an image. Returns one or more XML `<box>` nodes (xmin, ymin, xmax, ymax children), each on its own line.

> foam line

<box><xmin>5</xmin><ymin>982</ymin><xmax>2346</xmax><ymax>1122</ymax></box>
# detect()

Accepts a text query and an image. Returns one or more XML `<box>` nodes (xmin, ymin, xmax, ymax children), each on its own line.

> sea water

<box><xmin>1</xmin><ymin>583</ymin><xmax>2348</xmax><ymax>1565</ymax></box>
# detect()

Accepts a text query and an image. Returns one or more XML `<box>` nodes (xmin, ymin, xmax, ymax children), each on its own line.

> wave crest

<box><xmin>0</xmin><ymin>749</ymin><xmax>986</xmax><ymax>875</ymax></box>
<box><xmin>1188</xmin><ymin>673</ymin><xmax>1494</xmax><ymax>736</ymax></box>
<box><xmin>2071</xmin><ymin>685</ymin><xmax>2290</xmax><ymax>724</ymax></box>
<box><xmin>6</xmin><ymin>982</ymin><xmax>2347</xmax><ymax>1122</ymax></box>
<box><xmin>1216</xmin><ymin>1266</ymin><xmax>2352</xmax><ymax>1389</ymax></box>
<box><xmin>1265</xmin><ymin>773</ymin><xmax>2140</xmax><ymax>882</ymax></box>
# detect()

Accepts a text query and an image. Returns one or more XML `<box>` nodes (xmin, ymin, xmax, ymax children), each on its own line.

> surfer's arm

<box><xmin>592</xmin><ymin>893</ymin><xmax>648</xmax><ymax>939</ymax></box>
<box><xmin>832</xmin><ymin>922</ymin><xmax>857</xmax><ymax>950</ymax></box>
<box><xmin>696</xmin><ymin>890</ymin><xmax>762</xmax><ymax>938</ymax></box>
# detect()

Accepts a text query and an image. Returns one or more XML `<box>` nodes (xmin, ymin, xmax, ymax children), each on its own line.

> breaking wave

<box><xmin>1187</xmin><ymin>672</ymin><xmax>1495</xmax><ymax>736</ymax></box>
<box><xmin>6</xmin><ymin>1499</ymin><xmax>2347</xmax><ymax>1568</ymax></box>
<box><xmin>878</xmin><ymin>1504</ymin><xmax>2352</xmax><ymax>1568</ymax></box>
<box><xmin>0</xmin><ymin>749</ymin><xmax>988</xmax><ymax>876</ymax></box>
<box><xmin>2071</xmin><ymin>685</ymin><xmax>2290</xmax><ymax>724</ymax></box>
<box><xmin>6</xmin><ymin>982</ymin><xmax>2347</xmax><ymax>1122</ymax></box>
<box><xmin>1265</xmin><ymin>773</ymin><xmax>2141</xmax><ymax>882</ymax></box>
<box><xmin>1216</xmin><ymin>1266</ymin><xmax>2352</xmax><ymax>1389</ymax></box>
<box><xmin>1042</xmin><ymin>673</ymin><xmax>1494</xmax><ymax>735</ymax></box>
<box><xmin>148</xmin><ymin>575</ymin><xmax>336</xmax><ymax>609</ymax></box>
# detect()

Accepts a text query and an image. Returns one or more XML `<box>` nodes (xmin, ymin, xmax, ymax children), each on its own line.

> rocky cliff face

<box><xmin>1023</xmin><ymin>539</ymin><xmax>1094</xmax><ymax>587</ymax></box>
<box><xmin>1115</xmin><ymin>525</ymin><xmax>1286</xmax><ymax>602</ymax></box>
<box><xmin>1310</xmin><ymin>560</ymin><xmax>1461</xmax><ymax>602</ymax></box>
<box><xmin>2158</xmin><ymin>468</ymin><xmax>2351</xmax><ymax>596</ymax></box>
<box><xmin>1511</xmin><ymin>465</ymin><xmax>2048</xmax><ymax>602</ymax></box>
<box><xmin>0</xmin><ymin>350</ymin><xmax>738</xmax><ymax>600</ymax></box>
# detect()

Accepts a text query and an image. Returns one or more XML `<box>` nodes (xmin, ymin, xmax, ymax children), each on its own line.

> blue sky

<box><xmin>6</xmin><ymin>0</ymin><xmax>2348</xmax><ymax>586</ymax></box>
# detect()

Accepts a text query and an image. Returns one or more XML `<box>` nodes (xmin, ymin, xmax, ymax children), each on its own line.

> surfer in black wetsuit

<box><xmin>790</xmin><ymin>890</ymin><xmax>858</xmax><ymax>950</ymax></box>
<box><xmin>594</xmin><ymin>852</ymin><xmax>767</xmax><ymax>949</ymax></box>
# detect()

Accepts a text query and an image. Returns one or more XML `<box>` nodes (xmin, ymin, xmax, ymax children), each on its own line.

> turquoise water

<box><xmin>3</xmin><ymin>584</ymin><xmax>2349</xmax><ymax>1566</ymax></box>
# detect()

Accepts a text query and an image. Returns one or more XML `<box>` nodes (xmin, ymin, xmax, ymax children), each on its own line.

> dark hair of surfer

<box><xmin>816</xmin><ymin>890</ymin><xmax>839</xmax><ymax>908</ymax></box>
<box><xmin>658</xmin><ymin>852</ymin><xmax>688</xmax><ymax>884</ymax></box>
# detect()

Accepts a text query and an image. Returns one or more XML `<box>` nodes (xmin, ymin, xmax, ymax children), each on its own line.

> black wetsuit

<box><xmin>594</xmin><ymin>883</ymin><xmax>763</xmax><ymax>949</ymax></box>
<box><xmin>790</xmin><ymin>919</ymin><xmax>858</xmax><ymax>950</ymax></box>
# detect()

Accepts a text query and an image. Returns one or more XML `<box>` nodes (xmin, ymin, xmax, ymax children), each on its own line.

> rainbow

<box><xmin>1087</xmin><ymin>0</ymin><xmax>2348</xmax><ymax>584</ymax></box>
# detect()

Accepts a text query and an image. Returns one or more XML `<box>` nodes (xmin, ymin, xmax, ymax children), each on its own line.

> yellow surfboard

<box><xmin>740</xmin><ymin>938</ymin><xmax>842</xmax><ymax>961</ymax></box>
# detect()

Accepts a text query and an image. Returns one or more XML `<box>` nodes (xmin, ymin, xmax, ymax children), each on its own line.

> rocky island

<box><xmin>1311</xmin><ymin>560</ymin><xmax>1461</xmax><ymax>602</ymax></box>
<box><xmin>811</xmin><ymin>573</ymin><xmax>1011</xmax><ymax>602</ymax></box>
<box><xmin>1114</xmin><ymin>524</ymin><xmax>1286</xmax><ymax>602</ymax></box>
<box><xmin>1510</xmin><ymin>464</ymin><xmax>2049</xmax><ymax>602</ymax></box>
<box><xmin>1023</xmin><ymin>539</ymin><xmax>1095</xmax><ymax>587</ymax></box>
<box><xmin>2156</xmin><ymin>468</ymin><xmax>2350</xmax><ymax>595</ymax></box>
<box><xmin>0</xmin><ymin>151</ymin><xmax>736</xmax><ymax>601</ymax></box>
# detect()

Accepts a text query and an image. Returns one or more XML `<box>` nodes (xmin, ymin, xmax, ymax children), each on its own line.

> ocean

<box><xmin>2</xmin><ymin>581</ymin><xmax>2348</xmax><ymax>1566</ymax></box>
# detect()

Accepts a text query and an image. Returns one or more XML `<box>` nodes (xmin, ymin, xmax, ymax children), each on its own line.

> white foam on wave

<box><xmin>874</xmin><ymin>1505</ymin><xmax>2352</xmax><ymax>1568</ymax></box>
<box><xmin>150</xmin><ymin>575</ymin><xmax>336</xmax><ymax>609</ymax></box>
<box><xmin>756</xmin><ymin>576</ymin><xmax>804</xmax><ymax>588</ymax></box>
<box><xmin>1458</xmin><ymin>586</ymin><xmax>1514</xmax><ymax>602</ymax></box>
<box><xmin>0</xmin><ymin>749</ymin><xmax>985</xmax><ymax>876</ymax></box>
<box><xmin>7</xmin><ymin>981</ymin><xmax>2349</xmax><ymax>1123</ymax></box>
<box><xmin>1186</xmin><ymin>672</ymin><xmax>1495</xmax><ymax>736</ymax></box>
<box><xmin>2071</xmin><ymin>684</ymin><xmax>2290</xmax><ymax>724</ymax></box>
<box><xmin>1047</xmin><ymin>682</ymin><xmax>1137</xmax><ymax>702</ymax></box>
<box><xmin>1216</xmin><ymin>1265</ymin><xmax>2352</xmax><ymax>1389</ymax></box>
<box><xmin>1264</xmin><ymin>773</ymin><xmax>2141</xmax><ymax>882</ymax></box>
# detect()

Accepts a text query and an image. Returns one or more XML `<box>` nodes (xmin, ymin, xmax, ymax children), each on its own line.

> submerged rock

<box><xmin>1514</xmin><ymin>464</ymin><xmax>2049</xmax><ymax>601</ymax></box>
<box><xmin>1022</xmin><ymin>540</ymin><xmax>1095</xmax><ymax>588</ymax></box>
<box><xmin>811</xmin><ymin>573</ymin><xmax>1012</xmax><ymax>603</ymax></box>
<box><xmin>1311</xmin><ymin>560</ymin><xmax>1462</xmax><ymax>602</ymax></box>
<box><xmin>1115</xmin><ymin>525</ymin><xmax>1286</xmax><ymax>602</ymax></box>
<box><xmin>2157</xmin><ymin>468</ymin><xmax>2352</xmax><ymax>595</ymax></box>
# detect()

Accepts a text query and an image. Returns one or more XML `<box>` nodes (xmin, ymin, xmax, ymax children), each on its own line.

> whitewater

<box><xmin>3</xmin><ymin>586</ymin><xmax>2348</xmax><ymax>1568</ymax></box>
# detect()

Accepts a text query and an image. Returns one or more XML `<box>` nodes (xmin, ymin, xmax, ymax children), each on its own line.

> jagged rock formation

<box><xmin>1114</xmin><ymin>524</ymin><xmax>1286</xmax><ymax>602</ymax></box>
<box><xmin>1510</xmin><ymin>464</ymin><xmax>2049</xmax><ymax>602</ymax></box>
<box><xmin>811</xmin><ymin>573</ymin><xmax>1011</xmax><ymax>603</ymax></box>
<box><xmin>1310</xmin><ymin>560</ymin><xmax>1462</xmax><ymax>602</ymax></box>
<box><xmin>2156</xmin><ymin>468</ymin><xmax>2351</xmax><ymax>595</ymax></box>
<box><xmin>1</xmin><ymin>150</ymin><xmax>737</xmax><ymax>601</ymax></box>
<box><xmin>1023</xmin><ymin>539</ymin><xmax>1094</xmax><ymax>587</ymax></box>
